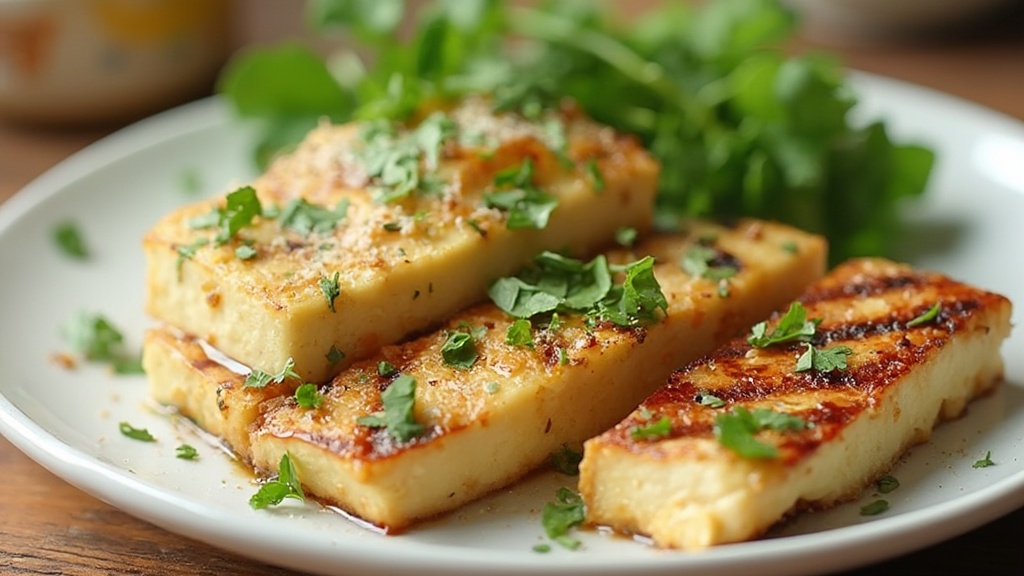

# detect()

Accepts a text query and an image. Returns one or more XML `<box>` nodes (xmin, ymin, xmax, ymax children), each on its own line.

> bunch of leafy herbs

<box><xmin>218</xmin><ymin>0</ymin><xmax>934</xmax><ymax>263</ymax></box>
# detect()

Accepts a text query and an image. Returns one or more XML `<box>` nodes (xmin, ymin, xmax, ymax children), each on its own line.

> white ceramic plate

<box><xmin>1</xmin><ymin>72</ymin><xmax>1022</xmax><ymax>576</ymax></box>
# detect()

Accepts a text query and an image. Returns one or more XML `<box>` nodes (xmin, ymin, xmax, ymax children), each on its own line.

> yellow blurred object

<box><xmin>0</xmin><ymin>0</ymin><xmax>231</xmax><ymax>126</ymax></box>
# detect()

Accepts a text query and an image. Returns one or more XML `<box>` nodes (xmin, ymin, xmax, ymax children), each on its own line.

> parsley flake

<box><xmin>697</xmin><ymin>392</ymin><xmax>726</xmax><ymax>408</ymax></box>
<box><xmin>202</xmin><ymin>186</ymin><xmax>264</xmax><ymax>245</ymax></box>
<box><xmin>279</xmin><ymin>197</ymin><xmax>348</xmax><ymax>235</ymax></box>
<box><xmin>795</xmin><ymin>344</ymin><xmax>853</xmax><ymax>373</ymax></box>
<box><xmin>484</xmin><ymin>159</ymin><xmax>559</xmax><ymax>229</ymax></box>
<box><xmin>294</xmin><ymin>383</ymin><xmax>325</xmax><ymax>409</ymax></box>
<box><xmin>326</xmin><ymin>345</ymin><xmax>346</xmax><ymax>365</ymax></box>
<box><xmin>541</xmin><ymin>488</ymin><xmax>585</xmax><ymax>550</ymax></box>
<box><xmin>615</xmin><ymin>227</ymin><xmax>638</xmax><ymax>247</ymax></box>
<box><xmin>629</xmin><ymin>415</ymin><xmax>672</xmax><ymax>441</ymax></box>
<box><xmin>585</xmin><ymin>159</ymin><xmax>605</xmax><ymax>192</ymax></box>
<box><xmin>714</xmin><ymin>406</ymin><xmax>806</xmax><ymax>459</ymax></box>
<box><xmin>61</xmin><ymin>312</ymin><xmax>142</xmax><ymax>373</ymax></box>
<box><xmin>176</xmin><ymin>444</ymin><xmax>199</xmax><ymax>460</ymax></box>
<box><xmin>506</xmin><ymin>318</ymin><xmax>534</xmax><ymax>348</ymax></box>
<box><xmin>441</xmin><ymin>330</ymin><xmax>479</xmax><ymax>369</ymax></box>
<box><xmin>550</xmin><ymin>444</ymin><xmax>583</xmax><ymax>476</ymax></box>
<box><xmin>320</xmin><ymin>271</ymin><xmax>341</xmax><ymax>312</ymax></box>
<box><xmin>860</xmin><ymin>499</ymin><xmax>889</xmax><ymax>516</ymax></box>
<box><xmin>748</xmin><ymin>302</ymin><xmax>819</xmax><ymax>348</ymax></box>
<box><xmin>356</xmin><ymin>374</ymin><xmax>426</xmax><ymax>441</ymax></box>
<box><xmin>972</xmin><ymin>450</ymin><xmax>995</xmax><ymax>468</ymax></box>
<box><xmin>54</xmin><ymin>221</ymin><xmax>89</xmax><ymax>259</ymax></box>
<box><xmin>876</xmin><ymin>475</ymin><xmax>900</xmax><ymax>494</ymax></box>
<box><xmin>119</xmin><ymin>422</ymin><xmax>155</xmax><ymax>442</ymax></box>
<box><xmin>244</xmin><ymin>357</ymin><xmax>300</xmax><ymax>388</ymax></box>
<box><xmin>249</xmin><ymin>452</ymin><xmax>305</xmax><ymax>510</ymax></box>
<box><xmin>378</xmin><ymin>360</ymin><xmax>398</xmax><ymax>377</ymax></box>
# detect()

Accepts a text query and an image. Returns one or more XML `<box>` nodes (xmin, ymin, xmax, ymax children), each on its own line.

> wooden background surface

<box><xmin>1</xmin><ymin>2</ymin><xmax>1022</xmax><ymax>575</ymax></box>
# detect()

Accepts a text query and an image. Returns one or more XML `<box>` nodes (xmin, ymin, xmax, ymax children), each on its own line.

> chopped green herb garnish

<box><xmin>876</xmin><ymin>475</ymin><xmax>900</xmax><ymax>494</ymax></box>
<box><xmin>378</xmin><ymin>360</ymin><xmax>397</xmax><ymax>377</ymax></box>
<box><xmin>119</xmin><ymin>422</ymin><xmax>156</xmax><ymax>442</ymax></box>
<box><xmin>629</xmin><ymin>415</ymin><xmax>672</xmax><ymax>441</ymax></box>
<box><xmin>249</xmin><ymin>452</ymin><xmax>305</xmax><ymax>509</ymax></box>
<box><xmin>860</xmin><ymin>499</ymin><xmax>889</xmax><ymax>516</ymax></box>
<box><xmin>484</xmin><ymin>186</ymin><xmax>559</xmax><ymax>230</ymax></box>
<box><xmin>532</xmin><ymin>543</ymin><xmax>552</xmax><ymax>553</ymax></box>
<box><xmin>972</xmin><ymin>450</ymin><xmax>995</xmax><ymax>468</ymax></box>
<box><xmin>320</xmin><ymin>271</ymin><xmax>341</xmax><ymax>312</ymax></box>
<box><xmin>176</xmin><ymin>444</ymin><xmax>199</xmax><ymax>460</ymax></box>
<box><xmin>541</xmin><ymin>487</ymin><xmax>585</xmax><ymax>550</ymax></box>
<box><xmin>615</xmin><ymin>227</ymin><xmax>638</xmax><ymax>247</ymax></box>
<box><xmin>235</xmin><ymin>244</ymin><xmax>257</xmax><ymax>260</ymax></box>
<box><xmin>382</xmin><ymin>221</ymin><xmax>403</xmax><ymax>232</ymax></box>
<box><xmin>714</xmin><ymin>406</ymin><xmax>806</xmax><ymax>459</ymax></box>
<box><xmin>795</xmin><ymin>344</ymin><xmax>853</xmax><ymax>373</ymax></box>
<box><xmin>244</xmin><ymin>357</ymin><xmax>300</xmax><ymax>388</ymax></box>
<box><xmin>61</xmin><ymin>312</ymin><xmax>143</xmax><ymax>374</ymax></box>
<box><xmin>54</xmin><ymin>221</ymin><xmax>89</xmax><ymax>259</ymax></box>
<box><xmin>192</xmin><ymin>186</ymin><xmax>263</xmax><ymax>245</ymax></box>
<box><xmin>175</xmin><ymin>237</ymin><xmax>209</xmax><ymax>275</ymax></box>
<box><xmin>294</xmin><ymin>383</ymin><xmax>325</xmax><ymax>409</ymax></box>
<box><xmin>907</xmin><ymin>302</ymin><xmax>941</xmax><ymax>328</ymax></box>
<box><xmin>782</xmin><ymin>241</ymin><xmax>799</xmax><ymax>254</ymax></box>
<box><xmin>180</xmin><ymin>168</ymin><xmax>203</xmax><ymax>195</ymax></box>
<box><xmin>697</xmin><ymin>392</ymin><xmax>726</xmax><ymax>408</ymax></box>
<box><xmin>279</xmin><ymin>197</ymin><xmax>349</xmax><ymax>235</ymax></box>
<box><xmin>506</xmin><ymin>318</ymin><xmax>535</xmax><ymax>348</ymax></box>
<box><xmin>484</xmin><ymin>381</ymin><xmax>500</xmax><ymax>394</ymax></box>
<box><xmin>356</xmin><ymin>374</ymin><xmax>426</xmax><ymax>441</ymax></box>
<box><xmin>748</xmin><ymin>302</ymin><xmax>819</xmax><ymax>348</ymax></box>
<box><xmin>326</xmin><ymin>345</ymin><xmax>346</xmax><ymax>365</ymax></box>
<box><xmin>550</xmin><ymin>444</ymin><xmax>583</xmax><ymax>476</ymax></box>
<box><xmin>441</xmin><ymin>330</ymin><xmax>479</xmax><ymax>369</ymax></box>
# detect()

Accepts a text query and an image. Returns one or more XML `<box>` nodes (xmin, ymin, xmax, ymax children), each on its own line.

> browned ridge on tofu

<box><xmin>579</xmin><ymin>257</ymin><xmax>1012</xmax><ymax>550</ymax></box>
<box><xmin>143</xmin><ymin>219</ymin><xmax>827</xmax><ymax>531</ymax></box>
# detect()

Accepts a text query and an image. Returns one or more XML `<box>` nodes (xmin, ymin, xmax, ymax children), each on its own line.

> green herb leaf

<box><xmin>235</xmin><ymin>244</ymin><xmax>258</xmax><ymax>260</ymax></box>
<box><xmin>320</xmin><ymin>271</ymin><xmax>341</xmax><ymax>312</ymax></box>
<box><xmin>176</xmin><ymin>444</ymin><xmax>199</xmax><ymax>460</ymax></box>
<box><xmin>907</xmin><ymin>302</ymin><xmax>941</xmax><ymax>328</ymax></box>
<box><xmin>541</xmin><ymin>487</ymin><xmax>585</xmax><ymax>550</ymax></box>
<box><xmin>294</xmin><ymin>383</ymin><xmax>325</xmax><ymax>409</ymax></box>
<box><xmin>216</xmin><ymin>186</ymin><xmax>263</xmax><ymax>245</ymax></box>
<box><xmin>697</xmin><ymin>392</ymin><xmax>726</xmax><ymax>408</ymax></box>
<box><xmin>244</xmin><ymin>358</ymin><xmax>300</xmax><ymax>388</ymax></box>
<box><xmin>795</xmin><ymin>344</ymin><xmax>853</xmax><ymax>373</ymax></box>
<box><xmin>972</xmin><ymin>450</ymin><xmax>995</xmax><ymax>468</ymax></box>
<box><xmin>119</xmin><ymin>422</ymin><xmax>155</xmax><ymax>442</ymax></box>
<box><xmin>615</xmin><ymin>227</ymin><xmax>638</xmax><ymax>247</ymax></box>
<box><xmin>326</xmin><ymin>345</ymin><xmax>346</xmax><ymax>365</ymax></box>
<box><xmin>54</xmin><ymin>221</ymin><xmax>89</xmax><ymax>259</ymax></box>
<box><xmin>280</xmin><ymin>198</ymin><xmax>349</xmax><ymax>235</ymax></box>
<box><xmin>748</xmin><ymin>302</ymin><xmax>818</xmax><ymax>347</ymax></box>
<box><xmin>506</xmin><ymin>318</ymin><xmax>535</xmax><ymax>348</ymax></box>
<box><xmin>713</xmin><ymin>406</ymin><xmax>806</xmax><ymax>459</ymax></box>
<box><xmin>378</xmin><ymin>360</ymin><xmax>398</xmax><ymax>377</ymax></box>
<box><xmin>356</xmin><ymin>374</ymin><xmax>426</xmax><ymax>441</ymax></box>
<box><xmin>441</xmin><ymin>330</ymin><xmax>479</xmax><ymax>369</ymax></box>
<box><xmin>629</xmin><ymin>415</ymin><xmax>672</xmax><ymax>441</ymax></box>
<box><xmin>585</xmin><ymin>159</ymin><xmax>605</xmax><ymax>192</ymax></box>
<box><xmin>860</xmin><ymin>499</ymin><xmax>889</xmax><ymax>516</ymax></box>
<box><xmin>483</xmin><ymin>187</ymin><xmax>559</xmax><ymax>230</ymax></box>
<box><xmin>550</xmin><ymin>444</ymin><xmax>583</xmax><ymax>476</ymax></box>
<box><xmin>876</xmin><ymin>474</ymin><xmax>899</xmax><ymax>494</ymax></box>
<box><xmin>249</xmin><ymin>452</ymin><xmax>305</xmax><ymax>509</ymax></box>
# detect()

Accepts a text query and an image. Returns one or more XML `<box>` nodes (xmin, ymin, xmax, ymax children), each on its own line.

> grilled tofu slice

<box><xmin>144</xmin><ymin>98</ymin><xmax>659</xmax><ymax>383</ymax></box>
<box><xmin>578</xmin><ymin>258</ymin><xmax>1012</xmax><ymax>550</ymax></box>
<box><xmin>242</xmin><ymin>220</ymin><xmax>826</xmax><ymax>530</ymax></box>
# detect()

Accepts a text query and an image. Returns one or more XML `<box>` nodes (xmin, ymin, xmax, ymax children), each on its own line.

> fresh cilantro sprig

<box><xmin>249</xmin><ymin>453</ymin><xmax>306</xmax><ymax>509</ymax></box>
<box><xmin>541</xmin><ymin>487</ymin><xmax>586</xmax><ymax>550</ymax></box>
<box><xmin>796</xmin><ymin>343</ymin><xmax>853</xmax><ymax>373</ymax></box>
<box><xmin>440</xmin><ymin>329</ymin><xmax>479</xmax><ymax>369</ymax></box>
<box><xmin>217</xmin><ymin>0</ymin><xmax>934</xmax><ymax>264</ymax></box>
<box><xmin>748</xmin><ymin>302</ymin><xmax>818</xmax><ymax>348</ymax></box>
<box><xmin>61</xmin><ymin>312</ymin><xmax>144</xmax><ymax>374</ymax></box>
<box><xmin>190</xmin><ymin>186</ymin><xmax>264</xmax><ymax>246</ymax></box>
<box><xmin>294</xmin><ymin>383</ymin><xmax>325</xmax><ymax>409</ymax></box>
<box><xmin>244</xmin><ymin>357</ymin><xmax>300</xmax><ymax>388</ymax></box>
<box><xmin>714</xmin><ymin>406</ymin><xmax>807</xmax><ymax>459</ymax></box>
<box><xmin>356</xmin><ymin>373</ymin><xmax>426</xmax><ymax>441</ymax></box>
<box><xmin>488</xmin><ymin>251</ymin><xmax>667</xmax><ymax>328</ymax></box>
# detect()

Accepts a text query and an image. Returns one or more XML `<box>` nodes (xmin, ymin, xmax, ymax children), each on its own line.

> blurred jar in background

<box><xmin>0</xmin><ymin>0</ymin><xmax>230</xmax><ymax>127</ymax></box>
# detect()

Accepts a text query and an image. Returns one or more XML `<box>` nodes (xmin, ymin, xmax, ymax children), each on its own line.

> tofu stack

<box><xmin>143</xmin><ymin>98</ymin><xmax>660</xmax><ymax>383</ymax></box>
<box><xmin>144</xmin><ymin>218</ymin><xmax>827</xmax><ymax>530</ymax></box>
<box><xmin>579</xmin><ymin>258</ymin><xmax>1012</xmax><ymax>549</ymax></box>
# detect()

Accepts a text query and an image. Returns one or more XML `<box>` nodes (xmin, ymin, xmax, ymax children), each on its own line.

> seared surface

<box><xmin>580</xmin><ymin>258</ymin><xmax>1012</xmax><ymax>549</ymax></box>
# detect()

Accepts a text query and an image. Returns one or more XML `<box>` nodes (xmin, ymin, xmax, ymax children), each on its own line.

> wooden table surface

<box><xmin>2</xmin><ymin>4</ymin><xmax>1023</xmax><ymax>575</ymax></box>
